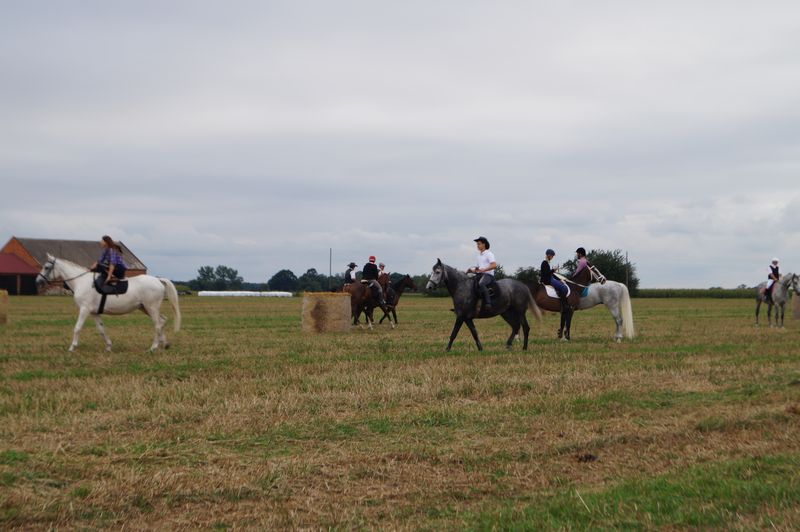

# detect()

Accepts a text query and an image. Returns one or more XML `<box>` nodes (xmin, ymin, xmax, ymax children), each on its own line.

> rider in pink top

<box><xmin>572</xmin><ymin>247</ymin><xmax>588</xmax><ymax>279</ymax></box>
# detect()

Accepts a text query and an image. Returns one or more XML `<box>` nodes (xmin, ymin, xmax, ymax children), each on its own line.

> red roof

<box><xmin>0</xmin><ymin>253</ymin><xmax>39</xmax><ymax>274</ymax></box>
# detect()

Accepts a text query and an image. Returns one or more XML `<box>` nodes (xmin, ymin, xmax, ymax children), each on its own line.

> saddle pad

<box><xmin>581</xmin><ymin>286</ymin><xmax>589</xmax><ymax>297</ymax></box>
<box><xmin>94</xmin><ymin>278</ymin><xmax>129</xmax><ymax>295</ymax></box>
<box><xmin>544</xmin><ymin>285</ymin><xmax>571</xmax><ymax>299</ymax></box>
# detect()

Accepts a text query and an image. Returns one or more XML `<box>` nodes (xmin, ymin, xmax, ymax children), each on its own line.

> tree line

<box><xmin>181</xmin><ymin>249</ymin><xmax>640</xmax><ymax>295</ymax></box>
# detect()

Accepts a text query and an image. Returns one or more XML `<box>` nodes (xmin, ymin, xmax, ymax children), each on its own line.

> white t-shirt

<box><xmin>476</xmin><ymin>250</ymin><xmax>496</xmax><ymax>276</ymax></box>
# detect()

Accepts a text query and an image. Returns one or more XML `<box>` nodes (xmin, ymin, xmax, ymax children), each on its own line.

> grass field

<box><xmin>2</xmin><ymin>294</ymin><xmax>800</xmax><ymax>529</ymax></box>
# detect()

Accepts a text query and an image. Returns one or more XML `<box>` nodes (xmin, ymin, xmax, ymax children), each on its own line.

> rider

<box><xmin>362</xmin><ymin>256</ymin><xmax>386</xmax><ymax>306</ymax></box>
<box><xmin>468</xmin><ymin>236</ymin><xmax>496</xmax><ymax>311</ymax></box>
<box><xmin>344</xmin><ymin>262</ymin><xmax>358</xmax><ymax>286</ymax></box>
<box><xmin>541</xmin><ymin>249</ymin><xmax>569</xmax><ymax>311</ymax></box>
<box><xmin>572</xmin><ymin>247</ymin><xmax>589</xmax><ymax>282</ymax></box>
<box><xmin>90</xmin><ymin>235</ymin><xmax>127</xmax><ymax>287</ymax></box>
<box><xmin>766</xmin><ymin>257</ymin><xmax>780</xmax><ymax>303</ymax></box>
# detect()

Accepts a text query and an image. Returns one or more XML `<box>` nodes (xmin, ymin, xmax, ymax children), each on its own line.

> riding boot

<box><xmin>479</xmin><ymin>286</ymin><xmax>492</xmax><ymax>311</ymax></box>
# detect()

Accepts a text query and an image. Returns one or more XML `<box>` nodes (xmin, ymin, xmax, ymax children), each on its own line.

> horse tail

<box><xmin>159</xmin><ymin>278</ymin><xmax>182</xmax><ymax>332</ymax></box>
<box><xmin>619</xmin><ymin>283</ymin><xmax>635</xmax><ymax>339</ymax></box>
<box><xmin>527</xmin><ymin>288</ymin><xmax>542</xmax><ymax>322</ymax></box>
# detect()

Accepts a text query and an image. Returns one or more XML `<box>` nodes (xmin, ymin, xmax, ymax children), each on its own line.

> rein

<box><xmin>38</xmin><ymin>259</ymin><xmax>93</xmax><ymax>285</ymax></box>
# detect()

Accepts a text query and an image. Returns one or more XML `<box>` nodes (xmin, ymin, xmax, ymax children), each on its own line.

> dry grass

<box><xmin>1</xmin><ymin>295</ymin><xmax>799</xmax><ymax>529</ymax></box>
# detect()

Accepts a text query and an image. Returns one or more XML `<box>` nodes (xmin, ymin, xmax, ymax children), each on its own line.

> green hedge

<box><xmin>636</xmin><ymin>288</ymin><xmax>755</xmax><ymax>299</ymax></box>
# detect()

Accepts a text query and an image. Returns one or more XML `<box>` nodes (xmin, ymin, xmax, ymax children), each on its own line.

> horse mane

<box><xmin>54</xmin><ymin>257</ymin><xmax>89</xmax><ymax>271</ymax></box>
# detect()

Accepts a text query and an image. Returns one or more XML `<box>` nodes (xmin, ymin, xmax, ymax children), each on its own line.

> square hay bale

<box><xmin>0</xmin><ymin>290</ymin><xmax>7</xmax><ymax>325</ymax></box>
<box><xmin>301</xmin><ymin>292</ymin><xmax>351</xmax><ymax>332</ymax></box>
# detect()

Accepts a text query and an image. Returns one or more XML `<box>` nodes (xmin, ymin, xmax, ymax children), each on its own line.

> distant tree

<box><xmin>189</xmin><ymin>265</ymin><xmax>244</xmax><ymax>290</ymax></box>
<box><xmin>268</xmin><ymin>269</ymin><xmax>299</xmax><ymax>292</ymax></box>
<box><xmin>494</xmin><ymin>265</ymin><xmax>507</xmax><ymax>280</ymax></box>
<box><xmin>214</xmin><ymin>265</ymin><xmax>243</xmax><ymax>290</ymax></box>
<box><xmin>191</xmin><ymin>265</ymin><xmax>216</xmax><ymax>290</ymax></box>
<box><xmin>512</xmin><ymin>266</ymin><xmax>539</xmax><ymax>285</ymax></box>
<box><xmin>297</xmin><ymin>268</ymin><xmax>327</xmax><ymax>292</ymax></box>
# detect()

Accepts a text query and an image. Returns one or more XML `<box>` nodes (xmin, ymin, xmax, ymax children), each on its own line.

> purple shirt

<box><xmin>100</xmin><ymin>248</ymin><xmax>126</xmax><ymax>268</ymax></box>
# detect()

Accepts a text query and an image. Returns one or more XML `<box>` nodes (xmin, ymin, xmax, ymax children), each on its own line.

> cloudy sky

<box><xmin>2</xmin><ymin>1</ymin><xmax>799</xmax><ymax>287</ymax></box>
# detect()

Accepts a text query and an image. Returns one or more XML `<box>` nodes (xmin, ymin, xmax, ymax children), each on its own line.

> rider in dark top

<box><xmin>362</xmin><ymin>256</ymin><xmax>386</xmax><ymax>306</ymax></box>
<box><xmin>541</xmin><ymin>248</ymin><xmax>569</xmax><ymax>311</ymax></box>
<box><xmin>766</xmin><ymin>258</ymin><xmax>780</xmax><ymax>302</ymax></box>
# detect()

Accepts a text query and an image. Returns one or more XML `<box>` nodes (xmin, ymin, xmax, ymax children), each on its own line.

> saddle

<box><xmin>94</xmin><ymin>277</ymin><xmax>129</xmax><ymax>314</ymax></box>
<box><xmin>94</xmin><ymin>277</ymin><xmax>129</xmax><ymax>296</ymax></box>
<box><xmin>472</xmin><ymin>275</ymin><xmax>498</xmax><ymax>298</ymax></box>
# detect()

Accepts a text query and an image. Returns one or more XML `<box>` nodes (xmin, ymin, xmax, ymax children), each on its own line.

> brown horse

<box><xmin>526</xmin><ymin>266</ymin><xmax>592</xmax><ymax>340</ymax></box>
<box><xmin>379</xmin><ymin>275</ymin><xmax>418</xmax><ymax>324</ymax></box>
<box><xmin>345</xmin><ymin>281</ymin><xmax>394</xmax><ymax>329</ymax></box>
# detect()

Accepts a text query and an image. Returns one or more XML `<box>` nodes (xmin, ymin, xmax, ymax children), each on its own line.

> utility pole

<box><xmin>625</xmin><ymin>251</ymin><xmax>629</xmax><ymax>287</ymax></box>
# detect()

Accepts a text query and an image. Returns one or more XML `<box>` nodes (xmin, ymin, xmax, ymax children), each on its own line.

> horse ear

<box><xmin>436</xmin><ymin>258</ymin><xmax>442</xmax><ymax>266</ymax></box>
<box><xmin>47</xmin><ymin>253</ymin><xmax>54</xmax><ymax>260</ymax></box>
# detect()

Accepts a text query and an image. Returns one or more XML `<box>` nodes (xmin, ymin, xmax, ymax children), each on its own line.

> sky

<box><xmin>2</xmin><ymin>1</ymin><xmax>799</xmax><ymax>288</ymax></box>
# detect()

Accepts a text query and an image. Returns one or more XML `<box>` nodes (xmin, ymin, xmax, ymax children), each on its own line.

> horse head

<box><xmin>402</xmin><ymin>274</ymin><xmax>418</xmax><ymax>292</ymax></box>
<box><xmin>792</xmin><ymin>273</ymin><xmax>800</xmax><ymax>295</ymax></box>
<box><xmin>36</xmin><ymin>253</ymin><xmax>58</xmax><ymax>289</ymax></box>
<box><xmin>426</xmin><ymin>259</ymin><xmax>446</xmax><ymax>291</ymax></box>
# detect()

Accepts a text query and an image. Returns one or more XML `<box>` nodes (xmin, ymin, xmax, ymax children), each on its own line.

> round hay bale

<box><xmin>0</xmin><ymin>290</ymin><xmax>8</xmax><ymax>325</ymax></box>
<box><xmin>301</xmin><ymin>292</ymin><xmax>351</xmax><ymax>333</ymax></box>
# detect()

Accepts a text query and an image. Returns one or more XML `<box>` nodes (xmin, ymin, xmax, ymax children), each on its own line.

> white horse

<box><xmin>36</xmin><ymin>254</ymin><xmax>181</xmax><ymax>352</ymax></box>
<box><xmin>574</xmin><ymin>268</ymin><xmax>635</xmax><ymax>341</ymax></box>
<box><xmin>755</xmin><ymin>272</ymin><xmax>798</xmax><ymax>327</ymax></box>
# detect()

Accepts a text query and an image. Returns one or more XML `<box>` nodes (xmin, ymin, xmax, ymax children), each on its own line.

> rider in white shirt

<box><xmin>467</xmin><ymin>236</ymin><xmax>496</xmax><ymax>310</ymax></box>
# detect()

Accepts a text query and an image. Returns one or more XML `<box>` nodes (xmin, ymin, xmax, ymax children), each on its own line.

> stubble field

<box><xmin>1</xmin><ymin>294</ymin><xmax>799</xmax><ymax>530</ymax></box>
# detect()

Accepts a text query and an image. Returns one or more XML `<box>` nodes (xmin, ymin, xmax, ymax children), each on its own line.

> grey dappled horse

<box><xmin>426</xmin><ymin>259</ymin><xmax>541</xmax><ymax>351</ymax></box>
<box><xmin>755</xmin><ymin>272</ymin><xmax>798</xmax><ymax>327</ymax></box>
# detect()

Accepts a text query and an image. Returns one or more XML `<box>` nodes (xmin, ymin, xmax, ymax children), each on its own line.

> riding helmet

<box><xmin>545</xmin><ymin>248</ymin><xmax>555</xmax><ymax>256</ymax></box>
<box><xmin>575</xmin><ymin>247</ymin><xmax>586</xmax><ymax>256</ymax></box>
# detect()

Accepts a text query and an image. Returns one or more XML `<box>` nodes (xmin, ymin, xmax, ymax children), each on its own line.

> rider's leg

<box><xmin>478</xmin><ymin>274</ymin><xmax>492</xmax><ymax>310</ymax></box>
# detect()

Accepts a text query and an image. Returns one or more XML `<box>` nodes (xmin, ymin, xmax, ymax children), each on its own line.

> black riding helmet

<box><xmin>575</xmin><ymin>247</ymin><xmax>586</xmax><ymax>256</ymax></box>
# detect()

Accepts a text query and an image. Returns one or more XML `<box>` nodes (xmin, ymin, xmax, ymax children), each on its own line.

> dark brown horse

<box><xmin>526</xmin><ymin>266</ymin><xmax>592</xmax><ymax>340</ymax></box>
<box><xmin>345</xmin><ymin>281</ymin><xmax>394</xmax><ymax>329</ymax></box>
<box><xmin>379</xmin><ymin>275</ymin><xmax>418</xmax><ymax>324</ymax></box>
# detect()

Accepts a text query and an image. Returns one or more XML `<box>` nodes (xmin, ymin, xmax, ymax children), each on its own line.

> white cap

<box><xmin>772</xmin><ymin>257</ymin><xmax>779</xmax><ymax>263</ymax></box>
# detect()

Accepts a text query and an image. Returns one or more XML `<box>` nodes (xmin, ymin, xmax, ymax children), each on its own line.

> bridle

<box><xmin>37</xmin><ymin>258</ymin><xmax>92</xmax><ymax>285</ymax></box>
<box><xmin>428</xmin><ymin>266</ymin><xmax>447</xmax><ymax>289</ymax></box>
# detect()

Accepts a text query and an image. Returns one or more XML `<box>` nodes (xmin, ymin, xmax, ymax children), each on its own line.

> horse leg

<box><xmin>392</xmin><ymin>307</ymin><xmax>398</xmax><ymax>325</ymax></box>
<box><xmin>159</xmin><ymin>314</ymin><xmax>170</xmax><ymax>348</ymax></box>
<box><xmin>755</xmin><ymin>300</ymin><xmax>761</xmax><ymax>326</ymax></box>
<box><xmin>140</xmin><ymin>304</ymin><xmax>161</xmax><ymax>351</ymax></box>
<box><xmin>557</xmin><ymin>311</ymin><xmax>566</xmax><ymax>339</ymax></box>
<box><xmin>520</xmin><ymin>314</ymin><xmax>530</xmax><ymax>350</ymax></box>
<box><xmin>446</xmin><ymin>317</ymin><xmax>464</xmax><ymax>351</ymax></box>
<box><xmin>779</xmin><ymin>304</ymin><xmax>785</xmax><ymax>328</ymax></box>
<box><xmin>564</xmin><ymin>309</ymin><xmax>573</xmax><ymax>341</ymax></box>
<box><xmin>464</xmin><ymin>319</ymin><xmax>483</xmax><ymax>351</ymax></box>
<box><xmin>605</xmin><ymin>302</ymin><xmax>624</xmax><ymax>342</ymax></box>
<box><xmin>69</xmin><ymin>307</ymin><xmax>91</xmax><ymax>352</ymax></box>
<box><xmin>93</xmin><ymin>316</ymin><xmax>112</xmax><ymax>352</ymax></box>
<box><xmin>501</xmin><ymin>312</ymin><xmax>520</xmax><ymax>350</ymax></box>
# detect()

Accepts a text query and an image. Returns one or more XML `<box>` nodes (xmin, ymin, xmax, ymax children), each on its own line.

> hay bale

<box><xmin>0</xmin><ymin>290</ymin><xmax>7</xmax><ymax>325</ymax></box>
<box><xmin>301</xmin><ymin>292</ymin><xmax>351</xmax><ymax>333</ymax></box>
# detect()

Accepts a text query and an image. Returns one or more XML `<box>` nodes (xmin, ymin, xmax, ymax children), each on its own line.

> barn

<box><xmin>0</xmin><ymin>237</ymin><xmax>148</xmax><ymax>294</ymax></box>
<box><xmin>0</xmin><ymin>253</ymin><xmax>40</xmax><ymax>295</ymax></box>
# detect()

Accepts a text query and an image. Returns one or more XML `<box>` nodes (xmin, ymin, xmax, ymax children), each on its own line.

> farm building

<box><xmin>0</xmin><ymin>237</ymin><xmax>148</xmax><ymax>294</ymax></box>
<box><xmin>0</xmin><ymin>253</ymin><xmax>40</xmax><ymax>295</ymax></box>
